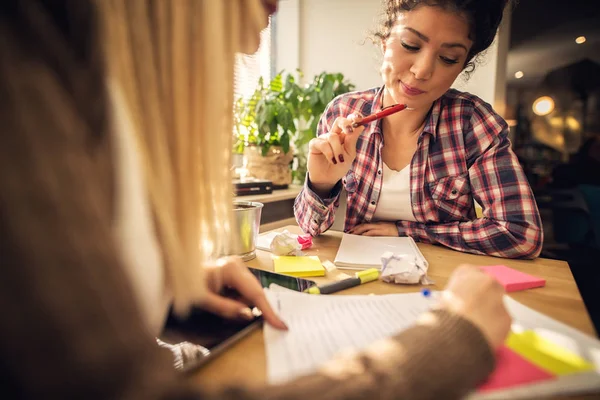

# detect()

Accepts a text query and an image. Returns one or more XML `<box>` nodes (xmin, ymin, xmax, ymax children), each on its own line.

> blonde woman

<box><xmin>0</xmin><ymin>1</ymin><xmax>510</xmax><ymax>399</ymax></box>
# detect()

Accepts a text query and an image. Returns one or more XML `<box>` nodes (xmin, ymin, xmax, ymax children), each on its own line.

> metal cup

<box><xmin>231</xmin><ymin>201</ymin><xmax>264</xmax><ymax>261</ymax></box>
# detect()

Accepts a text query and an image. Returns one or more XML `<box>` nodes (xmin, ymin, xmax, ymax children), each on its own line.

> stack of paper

<box><xmin>333</xmin><ymin>233</ymin><xmax>428</xmax><ymax>270</ymax></box>
<box><xmin>263</xmin><ymin>290</ymin><xmax>600</xmax><ymax>399</ymax></box>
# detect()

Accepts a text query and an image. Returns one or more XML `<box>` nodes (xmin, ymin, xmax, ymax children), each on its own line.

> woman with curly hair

<box><xmin>295</xmin><ymin>0</ymin><xmax>543</xmax><ymax>260</ymax></box>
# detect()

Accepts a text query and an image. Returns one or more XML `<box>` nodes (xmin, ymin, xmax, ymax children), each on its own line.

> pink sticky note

<box><xmin>481</xmin><ymin>265</ymin><xmax>546</xmax><ymax>292</ymax></box>
<box><xmin>478</xmin><ymin>345</ymin><xmax>555</xmax><ymax>392</ymax></box>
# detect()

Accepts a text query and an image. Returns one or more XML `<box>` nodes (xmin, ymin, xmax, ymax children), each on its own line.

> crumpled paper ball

<box><xmin>380</xmin><ymin>251</ymin><xmax>433</xmax><ymax>285</ymax></box>
<box><xmin>270</xmin><ymin>230</ymin><xmax>313</xmax><ymax>256</ymax></box>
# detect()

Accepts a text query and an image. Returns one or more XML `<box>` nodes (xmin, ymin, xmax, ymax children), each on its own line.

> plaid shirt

<box><xmin>294</xmin><ymin>87</ymin><xmax>543</xmax><ymax>259</ymax></box>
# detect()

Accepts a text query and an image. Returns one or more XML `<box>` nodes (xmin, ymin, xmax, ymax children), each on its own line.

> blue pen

<box><xmin>421</xmin><ymin>288</ymin><xmax>441</xmax><ymax>304</ymax></box>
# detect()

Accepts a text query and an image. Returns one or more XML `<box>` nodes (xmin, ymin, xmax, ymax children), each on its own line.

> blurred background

<box><xmin>504</xmin><ymin>0</ymin><xmax>600</xmax><ymax>334</ymax></box>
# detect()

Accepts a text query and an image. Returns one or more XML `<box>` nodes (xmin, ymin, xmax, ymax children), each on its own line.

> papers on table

<box><xmin>263</xmin><ymin>289</ymin><xmax>600</xmax><ymax>399</ymax></box>
<box><xmin>333</xmin><ymin>233</ymin><xmax>428</xmax><ymax>270</ymax></box>
<box><xmin>263</xmin><ymin>290</ymin><xmax>429</xmax><ymax>384</ymax></box>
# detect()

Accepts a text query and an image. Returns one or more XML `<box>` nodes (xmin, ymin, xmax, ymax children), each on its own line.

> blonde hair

<box><xmin>97</xmin><ymin>0</ymin><xmax>267</xmax><ymax>314</ymax></box>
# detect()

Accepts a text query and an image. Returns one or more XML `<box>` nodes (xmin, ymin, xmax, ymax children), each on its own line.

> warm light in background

<box><xmin>532</xmin><ymin>96</ymin><xmax>555</xmax><ymax>116</ymax></box>
<box><xmin>566</xmin><ymin>116</ymin><xmax>581</xmax><ymax>131</ymax></box>
<box><xmin>575</xmin><ymin>36</ymin><xmax>586</xmax><ymax>44</ymax></box>
<box><xmin>514</xmin><ymin>71</ymin><xmax>524</xmax><ymax>79</ymax></box>
<box><xmin>549</xmin><ymin>117</ymin><xmax>564</xmax><ymax>129</ymax></box>
<box><xmin>549</xmin><ymin>116</ymin><xmax>582</xmax><ymax>132</ymax></box>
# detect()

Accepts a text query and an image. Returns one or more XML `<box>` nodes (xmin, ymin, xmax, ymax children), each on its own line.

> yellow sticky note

<box><xmin>273</xmin><ymin>256</ymin><xmax>325</xmax><ymax>277</ymax></box>
<box><xmin>506</xmin><ymin>330</ymin><xmax>595</xmax><ymax>376</ymax></box>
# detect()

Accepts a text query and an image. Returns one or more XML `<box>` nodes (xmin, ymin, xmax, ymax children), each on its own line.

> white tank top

<box><xmin>372</xmin><ymin>163</ymin><xmax>417</xmax><ymax>222</ymax></box>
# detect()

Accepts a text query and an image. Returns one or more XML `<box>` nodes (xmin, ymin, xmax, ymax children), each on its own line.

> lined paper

<box><xmin>263</xmin><ymin>290</ymin><xmax>429</xmax><ymax>383</ymax></box>
<box><xmin>263</xmin><ymin>290</ymin><xmax>600</xmax><ymax>399</ymax></box>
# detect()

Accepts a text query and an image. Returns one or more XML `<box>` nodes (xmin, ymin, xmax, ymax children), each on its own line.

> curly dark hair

<box><xmin>373</xmin><ymin>0</ymin><xmax>512</xmax><ymax>74</ymax></box>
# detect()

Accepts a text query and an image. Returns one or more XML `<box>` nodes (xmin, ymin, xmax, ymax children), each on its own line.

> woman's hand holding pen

<box><xmin>307</xmin><ymin>114</ymin><xmax>364</xmax><ymax>196</ymax></box>
<box><xmin>438</xmin><ymin>265</ymin><xmax>511</xmax><ymax>350</ymax></box>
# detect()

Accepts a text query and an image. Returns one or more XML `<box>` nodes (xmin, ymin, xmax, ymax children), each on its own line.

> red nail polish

<box><xmin>339</xmin><ymin>154</ymin><xmax>345</xmax><ymax>163</ymax></box>
<box><xmin>332</xmin><ymin>157</ymin><xmax>338</xmax><ymax>165</ymax></box>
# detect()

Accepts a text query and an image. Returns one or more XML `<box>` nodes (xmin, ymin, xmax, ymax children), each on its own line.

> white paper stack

<box><xmin>333</xmin><ymin>233</ymin><xmax>428</xmax><ymax>271</ymax></box>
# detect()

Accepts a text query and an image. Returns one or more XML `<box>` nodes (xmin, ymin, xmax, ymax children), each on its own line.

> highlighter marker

<box><xmin>305</xmin><ymin>268</ymin><xmax>380</xmax><ymax>295</ymax></box>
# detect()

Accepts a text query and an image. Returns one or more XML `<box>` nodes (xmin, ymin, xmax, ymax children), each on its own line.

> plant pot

<box><xmin>244</xmin><ymin>145</ymin><xmax>294</xmax><ymax>187</ymax></box>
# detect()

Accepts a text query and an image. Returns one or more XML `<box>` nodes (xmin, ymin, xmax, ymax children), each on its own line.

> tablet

<box><xmin>160</xmin><ymin>267</ymin><xmax>316</xmax><ymax>372</ymax></box>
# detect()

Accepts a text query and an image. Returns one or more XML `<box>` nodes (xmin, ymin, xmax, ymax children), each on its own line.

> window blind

<box><xmin>233</xmin><ymin>20</ymin><xmax>273</xmax><ymax>101</ymax></box>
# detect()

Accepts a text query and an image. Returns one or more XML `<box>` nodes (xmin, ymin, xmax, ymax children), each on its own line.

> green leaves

<box><xmin>233</xmin><ymin>70</ymin><xmax>355</xmax><ymax>179</ymax></box>
<box><xmin>280</xmin><ymin>131</ymin><xmax>290</xmax><ymax>154</ymax></box>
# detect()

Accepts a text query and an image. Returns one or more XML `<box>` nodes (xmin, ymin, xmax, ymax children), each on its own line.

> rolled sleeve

<box><xmin>294</xmin><ymin>174</ymin><xmax>342</xmax><ymax>236</ymax></box>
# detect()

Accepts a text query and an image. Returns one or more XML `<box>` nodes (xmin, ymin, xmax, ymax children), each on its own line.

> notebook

<box><xmin>481</xmin><ymin>265</ymin><xmax>546</xmax><ymax>292</ymax></box>
<box><xmin>273</xmin><ymin>255</ymin><xmax>326</xmax><ymax>277</ymax></box>
<box><xmin>334</xmin><ymin>233</ymin><xmax>428</xmax><ymax>271</ymax></box>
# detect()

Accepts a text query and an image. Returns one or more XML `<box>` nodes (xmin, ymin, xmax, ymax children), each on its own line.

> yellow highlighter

<box><xmin>305</xmin><ymin>268</ymin><xmax>380</xmax><ymax>295</ymax></box>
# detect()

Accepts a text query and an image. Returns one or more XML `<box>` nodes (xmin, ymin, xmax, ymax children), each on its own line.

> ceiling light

<box><xmin>532</xmin><ymin>96</ymin><xmax>555</xmax><ymax>116</ymax></box>
<box><xmin>576</xmin><ymin>36</ymin><xmax>586</xmax><ymax>44</ymax></box>
<box><xmin>514</xmin><ymin>71</ymin><xmax>524</xmax><ymax>79</ymax></box>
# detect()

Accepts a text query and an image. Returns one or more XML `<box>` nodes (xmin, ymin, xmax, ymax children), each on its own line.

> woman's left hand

<box><xmin>348</xmin><ymin>222</ymin><xmax>399</xmax><ymax>237</ymax></box>
<box><xmin>201</xmin><ymin>256</ymin><xmax>288</xmax><ymax>330</ymax></box>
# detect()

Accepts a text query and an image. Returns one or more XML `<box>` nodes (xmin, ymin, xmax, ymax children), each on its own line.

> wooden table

<box><xmin>190</xmin><ymin>226</ymin><xmax>597</xmax><ymax>398</ymax></box>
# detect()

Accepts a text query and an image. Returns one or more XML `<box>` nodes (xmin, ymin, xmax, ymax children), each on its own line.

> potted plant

<box><xmin>292</xmin><ymin>72</ymin><xmax>355</xmax><ymax>184</ymax></box>
<box><xmin>234</xmin><ymin>72</ymin><xmax>297</xmax><ymax>188</ymax></box>
<box><xmin>234</xmin><ymin>70</ymin><xmax>355</xmax><ymax>187</ymax></box>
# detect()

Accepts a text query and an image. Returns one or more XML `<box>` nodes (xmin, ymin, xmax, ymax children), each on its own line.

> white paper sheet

<box><xmin>333</xmin><ymin>233</ymin><xmax>428</xmax><ymax>270</ymax></box>
<box><xmin>263</xmin><ymin>290</ymin><xmax>430</xmax><ymax>383</ymax></box>
<box><xmin>256</xmin><ymin>231</ymin><xmax>279</xmax><ymax>251</ymax></box>
<box><xmin>263</xmin><ymin>291</ymin><xmax>600</xmax><ymax>398</ymax></box>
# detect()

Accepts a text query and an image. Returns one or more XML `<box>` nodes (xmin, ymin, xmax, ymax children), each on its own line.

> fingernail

<box><xmin>339</xmin><ymin>154</ymin><xmax>345</xmax><ymax>163</ymax></box>
<box><xmin>238</xmin><ymin>308</ymin><xmax>254</xmax><ymax>320</ymax></box>
<box><xmin>345</xmin><ymin>125</ymin><xmax>354</xmax><ymax>133</ymax></box>
<box><xmin>332</xmin><ymin>157</ymin><xmax>338</xmax><ymax>165</ymax></box>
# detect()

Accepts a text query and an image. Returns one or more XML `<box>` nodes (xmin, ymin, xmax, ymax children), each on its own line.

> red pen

<box><xmin>351</xmin><ymin>103</ymin><xmax>409</xmax><ymax>128</ymax></box>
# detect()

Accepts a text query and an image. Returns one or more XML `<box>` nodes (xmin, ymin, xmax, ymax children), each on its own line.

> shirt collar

<box><xmin>368</xmin><ymin>86</ymin><xmax>441</xmax><ymax>142</ymax></box>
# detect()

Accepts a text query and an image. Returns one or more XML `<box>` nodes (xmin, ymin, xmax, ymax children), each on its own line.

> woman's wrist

<box><xmin>307</xmin><ymin>176</ymin><xmax>338</xmax><ymax>199</ymax></box>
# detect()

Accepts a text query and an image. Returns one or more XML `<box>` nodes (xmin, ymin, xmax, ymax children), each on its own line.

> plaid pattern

<box><xmin>294</xmin><ymin>87</ymin><xmax>543</xmax><ymax>259</ymax></box>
